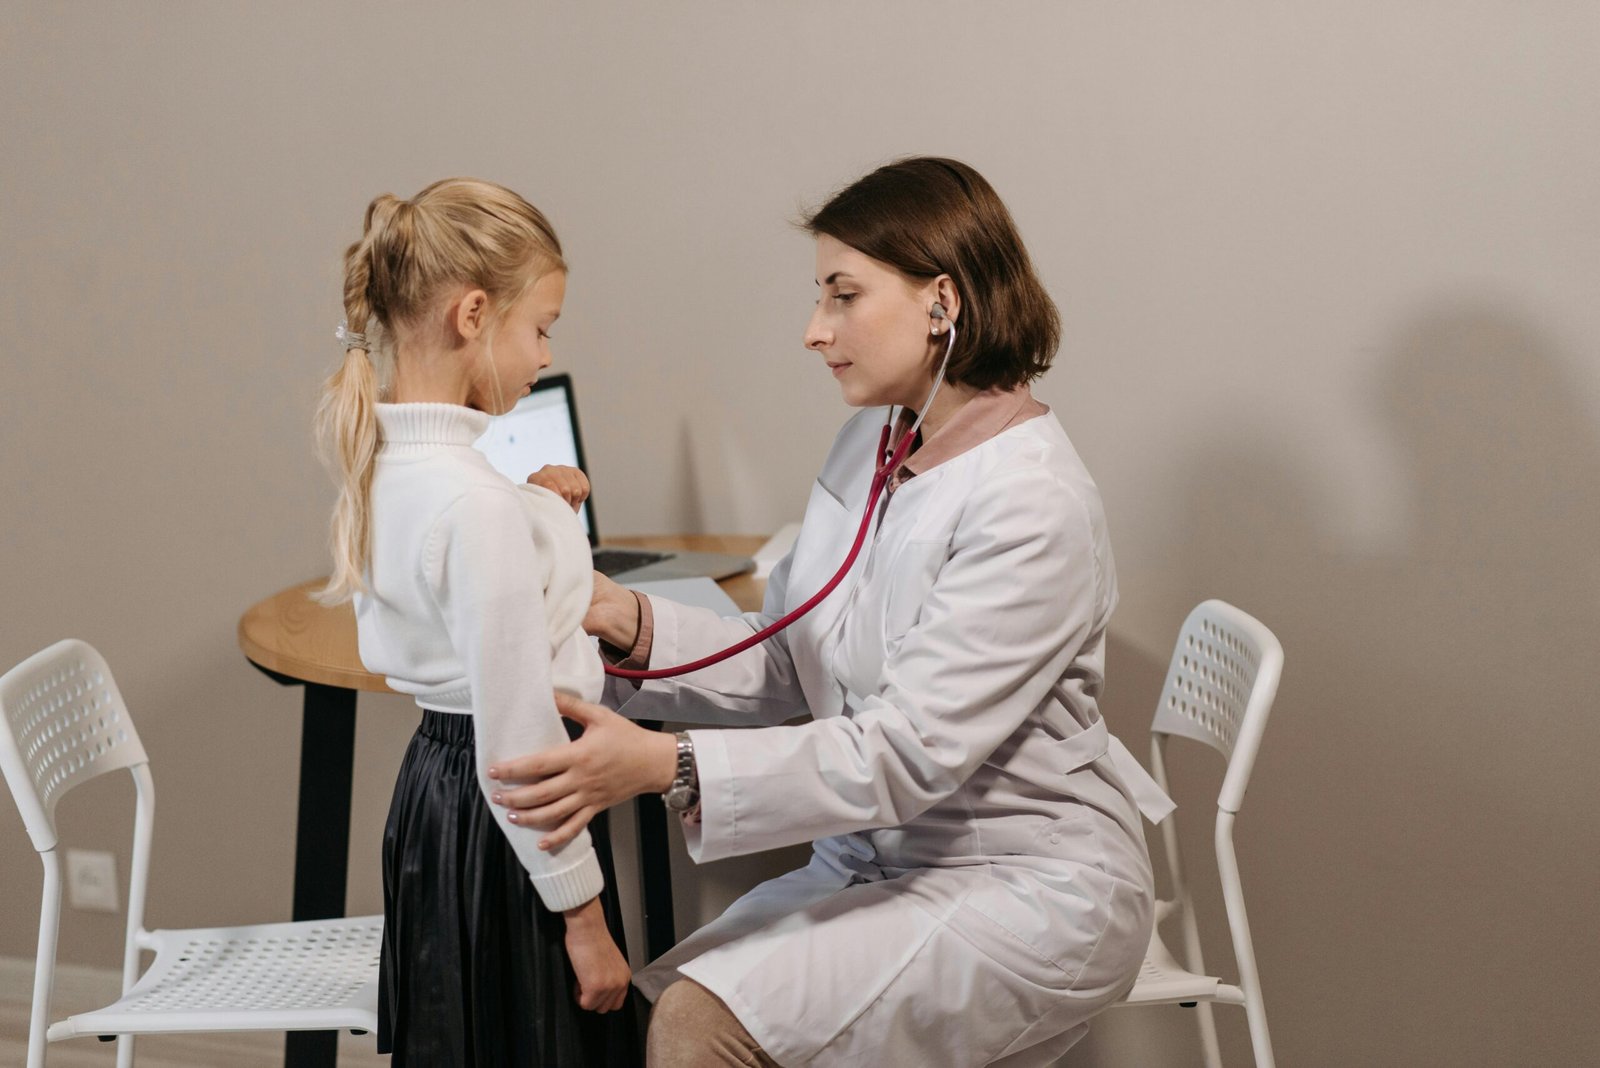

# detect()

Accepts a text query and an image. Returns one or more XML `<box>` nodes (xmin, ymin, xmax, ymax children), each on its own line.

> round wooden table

<box><xmin>238</xmin><ymin>535</ymin><xmax>765</xmax><ymax>1068</ymax></box>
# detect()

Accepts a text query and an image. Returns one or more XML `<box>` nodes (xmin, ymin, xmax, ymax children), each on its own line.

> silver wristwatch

<box><xmin>662</xmin><ymin>731</ymin><xmax>700</xmax><ymax>813</ymax></box>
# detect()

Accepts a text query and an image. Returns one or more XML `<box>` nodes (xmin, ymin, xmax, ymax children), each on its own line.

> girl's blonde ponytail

<box><xmin>313</xmin><ymin>348</ymin><xmax>379</xmax><ymax>605</ymax></box>
<box><xmin>313</xmin><ymin>196</ymin><xmax>402</xmax><ymax>604</ymax></box>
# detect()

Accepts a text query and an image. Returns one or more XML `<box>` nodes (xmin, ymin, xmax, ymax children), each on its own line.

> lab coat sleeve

<box><xmin>684</xmin><ymin>466</ymin><xmax>1105</xmax><ymax>863</ymax></box>
<box><xmin>426</xmin><ymin>488</ymin><xmax>605</xmax><ymax>911</ymax></box>
<box><xmin>603</xmin><ymin>545</ymin><xmax>809</xmax><ymax>726</ymax></box>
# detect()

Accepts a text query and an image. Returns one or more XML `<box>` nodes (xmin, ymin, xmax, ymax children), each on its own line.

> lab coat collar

<box><xmin>814</xmin><ymin>409</ymin><xmax>890</xmax><ymax>513</ymax></box>
<box><xmin>887</xmin><ymin>385</ymin><xmax>1048</xmax><ymax>491</ymax></box>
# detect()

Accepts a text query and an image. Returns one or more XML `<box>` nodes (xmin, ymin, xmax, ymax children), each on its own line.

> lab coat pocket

<box><xmin>965</xmin><ymin>814</ymin><xmax>1118</xmax><ymax>981</ymax></box>
<box><xmin>881</xmin><ymin>539</ymin><xmax>948</xmax><ymax>645</ymax></box>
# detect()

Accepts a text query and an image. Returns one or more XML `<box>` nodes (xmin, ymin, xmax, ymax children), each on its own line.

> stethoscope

<box><xmin>604</xmin><ymin>303</ymin><xmax>956</xmax><ymax>681</ymax></box>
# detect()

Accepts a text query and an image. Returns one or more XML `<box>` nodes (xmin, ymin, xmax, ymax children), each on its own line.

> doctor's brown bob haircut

<box><xmin>802</xmin><ymin>156</ymin><xmax>1060</xmax><ymax>391</ymax></box>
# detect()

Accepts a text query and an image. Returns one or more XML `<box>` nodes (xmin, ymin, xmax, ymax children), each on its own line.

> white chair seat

<box><xmin>1123</xmin><ymin>924</ymin><xmax>1223</xmax><ymax>1006</ymax></box>
<box><xmin>46</xmin><ymin>916</ymin><xmax>381</xmax><ymax>1041</ymax></box>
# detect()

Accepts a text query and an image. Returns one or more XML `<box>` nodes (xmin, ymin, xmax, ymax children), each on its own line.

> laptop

<box><xmin>473</xmin><ymin>373</ymin><xmax>755</xmax><ymax>583</ymax></box>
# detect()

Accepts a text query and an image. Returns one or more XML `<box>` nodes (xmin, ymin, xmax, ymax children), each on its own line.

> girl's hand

<box><xmin>488</xmin><ymin>694</ymin><xmax>678</xmax><ymax>850</ymax></box>
<box><xmin>527</xmin><ymin>464</ymin><xmax>590</xmax><ymax>511</ymax></box>
<box><xmin>562</xmin><ymin>896</ymin><xmax>631</xmax><ymax>1013</ymax></box>
<box><xmin>584</xmin><ymin>572</ymin><xmax>639</xmax><ymax>649</ymax></box>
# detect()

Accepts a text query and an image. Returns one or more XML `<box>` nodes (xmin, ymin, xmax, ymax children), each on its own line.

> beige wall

<box><xmin>3</xmin><ymin>2</ymin><xmax>1597</xmax><ymax>1065</ymax></box>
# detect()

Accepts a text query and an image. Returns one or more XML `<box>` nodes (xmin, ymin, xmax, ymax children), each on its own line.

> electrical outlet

<box><xmin>65</xmin><ymin>848</ymin><xmax>119</xmax><ymax>912</ymax></box>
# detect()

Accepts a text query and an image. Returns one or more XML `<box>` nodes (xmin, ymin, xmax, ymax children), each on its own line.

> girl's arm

<box><xmin>426</xmin><ymin>486</ymin><xmax>604</xmax><ymax>911</ymax></box>
<box><xmin>434</xmin><ymin>487</ymin><xmax>633</xmax><ymax>1010</ymax></box>
<box><xmin>561</xmin><ymin>897</ymin><xmax>631</xmax><ymax>1013</ymax></box>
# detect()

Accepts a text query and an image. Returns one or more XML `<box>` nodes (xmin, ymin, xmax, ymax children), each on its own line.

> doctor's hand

<box><xmin>584</xmin><ymin>572</ymin><xmax>640</xmax><ymax>650</ymax></box>
<box><xmin>488</xmin><ymin>693</ymin><xmax>678</xmax><ymax>850</ymax></box>
<box><xmin>526</xmin><ymin>464</ymin><xmax>590</xmax><ymax>511</ymax></box>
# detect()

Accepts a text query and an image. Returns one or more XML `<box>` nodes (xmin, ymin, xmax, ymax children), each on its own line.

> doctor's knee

<box><xmin>647</xmin><ymin>979</ymin><xmax>779</xmax><ymax>1068</ymax></box>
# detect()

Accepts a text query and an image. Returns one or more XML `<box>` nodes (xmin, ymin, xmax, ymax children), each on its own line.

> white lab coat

<box><xmin>611</xmin><ymin>407</ymin><xmax>1170</xmax><ymax>1068</ymax></box>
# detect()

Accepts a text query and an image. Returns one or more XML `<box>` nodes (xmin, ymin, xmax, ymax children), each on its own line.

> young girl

<box><xmin>314</xmin><ymin>177</ymin><xmax>643</xmax><ymax>1066</ymax></box>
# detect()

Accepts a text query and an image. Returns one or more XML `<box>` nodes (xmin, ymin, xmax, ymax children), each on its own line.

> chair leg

<box><xmin>29</xmin><ymin>852</ymin><xmax>63</xmax><ymax>1068</ymax></box>
<box><xmin>117</xmin><ymin>767</ymin><xmax>156</xmax><ymax>1068</ymax></box>
<box><xmin>1197</xmin><ymin>1002</ymin><xmax>1222</xmax><ymax>1068</ymax></box>
<box><xmin>1243</xmin><ymin>991</ymin><xmax>1276</xmax><ymax>1068</ymax></box>
<box><xmin>1217</xmin><ymin>815</ymin><xmax>1276</xmax><ymax>1068</ymax></box>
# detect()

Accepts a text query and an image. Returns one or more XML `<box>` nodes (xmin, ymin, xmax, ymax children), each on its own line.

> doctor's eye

<box><xmin>538</xmin><ymin>329</ymin><xmax>553</xmax><ymax>340</ymax></box>
<box><xmin>833</xmin><ymin>293</ymin><xmax>858</xmax><ymax>305</ymax></box>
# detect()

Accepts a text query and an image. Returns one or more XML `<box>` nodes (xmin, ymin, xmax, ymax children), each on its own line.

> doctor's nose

<box><xmin>804</xmin><ymin>308</ymin><xmax>831</xmax><ymax>350</ymax></box>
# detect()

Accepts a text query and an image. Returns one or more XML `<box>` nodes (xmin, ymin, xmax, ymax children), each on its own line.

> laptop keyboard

<box><xmin>591</xmin><ymin>547</ymin><xmax>673</xmax><ymax>576</ymax></box>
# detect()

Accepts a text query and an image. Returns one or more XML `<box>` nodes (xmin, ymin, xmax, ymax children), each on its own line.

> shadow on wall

<box><xmin>672</xmin><ymin>421</ymin><xmax>708</xmax><ymax>536</ymax></box>
<box><xmin>1066</xmin><ymin>302</ymin><xmax>1600</xmax><ymax>1068</ymax></box>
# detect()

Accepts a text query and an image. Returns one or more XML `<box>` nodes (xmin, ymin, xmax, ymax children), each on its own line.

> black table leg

<box><xmin>636</xmin><ymin>793</ymin><xmax>677</xmax><ymax>962</ymax></box>
<box><xmin>285</xmin><ymin>682</ymin><xmax>358</xmax><ymax>1068</ymax></box>
<box><xmin>635</xmin><ymin>720</ymin><xmax>676</xmax><ymax>962</ymax></box>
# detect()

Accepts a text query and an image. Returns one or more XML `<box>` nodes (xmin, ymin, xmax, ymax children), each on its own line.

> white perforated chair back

<box><xmin>1151</xmin><ymin>600</ymin><xmax>1283</xmax><ymax>813</ymax></box>
<box><xmin>0</xmin><ymin>639</ymin><xmax>149</xmax><ymax>852</ymax></box>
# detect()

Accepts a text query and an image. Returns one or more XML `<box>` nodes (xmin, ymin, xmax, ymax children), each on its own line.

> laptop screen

<box><xmin>472</xmin><ymin>373</ymin><xmax>598</xmax><ymax>544</ymax></box>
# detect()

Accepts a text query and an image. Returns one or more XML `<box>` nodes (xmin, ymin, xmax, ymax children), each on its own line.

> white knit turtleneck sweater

<box><xmin>354</xmin><ymin>402</ymin><xmax>604</xmax><ymax>911</ymax></box>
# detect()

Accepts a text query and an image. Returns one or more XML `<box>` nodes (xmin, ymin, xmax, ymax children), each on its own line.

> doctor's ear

<box><xmin>929</xmin><ymin>277</ymin><xmax>960</xmax><ymax>335</ymax></box>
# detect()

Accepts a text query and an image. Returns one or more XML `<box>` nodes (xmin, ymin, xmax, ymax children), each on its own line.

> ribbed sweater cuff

<box><xmin>529</xmin><ymin>851</ymin><xmax>605</xmax><ymax>912</ymax></box>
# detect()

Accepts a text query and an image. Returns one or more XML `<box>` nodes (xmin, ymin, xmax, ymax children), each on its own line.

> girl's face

<box><xmin>804</xmin><ymin>235</ymin><xmax>944</xmax><ymax>410</ymax></box>
<box><xmin>467</xmin><ymin>269</ymin><xmax>566</xmax><ymax>415</ymax></box>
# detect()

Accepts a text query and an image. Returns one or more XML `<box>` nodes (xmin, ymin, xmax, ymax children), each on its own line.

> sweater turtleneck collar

<box><xmin>375</xmin><ymin>402</ymin><xmax>492</xmax><ymax>448</ymax></box>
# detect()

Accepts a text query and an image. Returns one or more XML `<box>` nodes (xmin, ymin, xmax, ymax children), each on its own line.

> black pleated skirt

<box><xmin>378</xmin><ymin>710</ymin><xmax>646</xmax><ymax>1066</ymax></box>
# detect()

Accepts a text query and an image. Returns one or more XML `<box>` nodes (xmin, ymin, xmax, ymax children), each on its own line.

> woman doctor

<box><xmin>488</xmin><ymin>157</ymin><xmax>1171</xmax><ymax>1067</ymax></box>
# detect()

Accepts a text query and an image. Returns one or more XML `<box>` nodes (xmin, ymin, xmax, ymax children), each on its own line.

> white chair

<box><xmin>0</xmin><ymin>638</ymin><xmax>382</xmax><ymax>1067</ymax></box>
<box><xmin>1111</xmin><ymin>600</ymin><xmax>1283</xmax><ymax>1068</ymax></box>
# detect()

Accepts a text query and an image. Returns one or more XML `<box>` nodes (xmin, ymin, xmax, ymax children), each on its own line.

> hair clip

<box><xmin>335</xmin><ymin>319</ymin><xmax>371</xmax><ymax>352</ymax></box>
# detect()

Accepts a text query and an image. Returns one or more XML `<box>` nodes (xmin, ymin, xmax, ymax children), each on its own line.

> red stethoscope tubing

<box><xmin>603</xmin><ymin>315</ymin><xmax>955</xmax><ymax>682</ymax></box>
<box><xmin>602</xmin><ymin>420</ymin><xmax>915</xmax><ymax>681</ymax></box>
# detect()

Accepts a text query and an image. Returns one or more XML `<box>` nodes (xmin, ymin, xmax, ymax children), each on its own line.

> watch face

<box><xmin>664</xmin><ymin>783</ymin><xmax>700</xmax><ymax>812</ymax></box>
